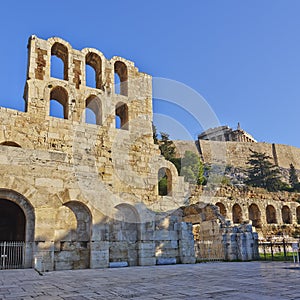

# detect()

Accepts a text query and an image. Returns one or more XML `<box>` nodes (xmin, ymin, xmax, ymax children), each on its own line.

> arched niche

<box><xmin>248</xmin><ymin>203</ymin><xmax>261</xmax><ymax>228</ymax></box>
<box><xmin>232</xmin><ymin>203</ymin><xmax>243</xmax><ymax>224</ymax></box>
<box><xmin>215</xmin><ymin>202</ymin><xmax>226</xmax><ymax>218</ymax></box>
<box><xmin>266</xmin><ymin>205</ymin><xmax>277</xmax><ymax>224</ymax></box>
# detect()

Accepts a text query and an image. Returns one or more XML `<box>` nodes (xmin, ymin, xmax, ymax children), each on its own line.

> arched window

<box><xmin>232</xmin><ymin>204</ymin><xmax>242</xmax><ymax>224</ymax></box>
<box><xmin>49</xmin><ymin>86</ymin><xmax>68</xmax><ymax>119</ymax></box>
<box><xmin>158</xmin><ymin>167</ymin><xmax>172</xmax><ymax>196</ymax></box>
<box><xmin>115</xmin><ymin>102</ymin><xmax>128</xmax><ymax>130</ymax></box>
<box><xmin>114</xmin><ymin>72</ymin><xmax>121</xmax><ymax>95</ymax></box>
<box><xmin>51</xmin><ymin>43</ymin><xmax>68</xmax><ymax>80</ymax></box>
<box><xmin>114</xmin><ymin>61</ymin><xmax>128</xmax><ymax>96</ymax></box>
<box><xmin>215</xmin><ymin>202</ymin><xmax>226</xmax><ymax>218</ymax></box>
<box><xmin>85</xmin><ymin>96</ymin><xmax>102</xmax><ymax>125</ymax></box>
<box><xmin>85</xmin><ymin>53</ymin><xmax>102</xmax><ymax>89</ymax></box>
<box><xmin>282</xmin><ymin>206</ymin><xmax>291</xmax><ymax>224</ymax></box>
<box><xmin>266</xmin><ymin>205</ymin><xmax>277</xmax><ymax>224</ymax></box>
<box><xmin>0</xmin><ymin>141</ymin><xmax>21</xmax><ymax>148</ymax></box>
<box><xmin>297</xmin><ymin>206</ymin><xmax>300</xmax><ymax>224</ymax></box>
<box><xmin>248</xmin><ymin>204</ymin><xmax>261</xmax><ymax>228</ymax></box>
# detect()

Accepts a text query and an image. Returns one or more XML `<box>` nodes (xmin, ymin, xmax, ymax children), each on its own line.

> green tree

<box><xmin>152</xmin><ymin>123</ymin><xmax>158</xmax><ymax>144</ymax></box>
<box><xmin>289</xmin><ymin>163</ymin><xmax>299</xmax><ymax>189</ymax></box>
<box><xmin>158</xmin><ymin>175</ymin><xmax>168</xmax><ymax>195</ymax></box>
<box><xmin>245</xmin><ymin>150</ymin><xmax>283</xmax><ymax>192</ymax></box>
<box><xmin>180</xmin><ymin>151</ymin><xmax>205</xmax><ymax>185</ymax></box>
<box><xmin>159</xmin><ymin>132</ymin><xmax>176</xmax><ymax>161</ymax></box>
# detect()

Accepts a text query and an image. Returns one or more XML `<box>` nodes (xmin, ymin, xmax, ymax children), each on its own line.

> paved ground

<box><xmin>0</xmin><ymin>262</ymin><xmax>299</xmax><ymax>299</ymax></box>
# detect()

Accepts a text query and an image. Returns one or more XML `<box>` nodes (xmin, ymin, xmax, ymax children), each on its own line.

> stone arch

<box><xmin>282</xmin><ymin>205</ymin><xmax>292</xmax><ymax>224</ymax></box>
<box><xmin>215</xmin><ymin>202</ymin><xmax>226</xmax><ymax>218</ymax></box>
<box><xmin>85</xmin><ymin>52</ymin><xmax>102</xmax><ymax>89</ymax></box>
<box><xmin>266</xmin><ymin>205</ymin><xmax>277</xmax><ymax>224</ymax></box>
<box><xmin>49</xmin><ymin>86</ymin><xmax>69</xmax><ymax>119</ymax></box>
<box><xmin>0</xmin><ymin>141</ymin><xmax>21</xmax><ymax>148</ymax></box>
<box><xmin>85</xmin><ymin>95</ymin><xmax>102</xmax><ymax>125</ymax></box>
<box><xmin>248</xmin><ymin>203</ymin><xmax>261</xmax><ymax>228</ymax></box>
<box><xmin>0</xmin><ymin>189</ymin><xmax>35</xmax><ymax>268</ymax></box>
<box><xmin>109</xmin><ymin>204</ymin><xmax>140</xmax><ymax>266</ymax></box>
<box><xmin>63</xmin><ymin>201</ymin><xmax>92</xmax><ymax>242</ymax></box>
<box><xmin>0</xmin><ymin>199</ymin><xmax>25</xmax><ymax>242</ymax></box>
<box><xmin>54</xmin><ymin>201</ymin><xmax>92</xmax><ymax>270</ymax></box>
<box><xmin>50</xmin><ymin>42</ymin><xmax>69</xmax><ymax>80</ymax></box>
<box><xmin>0</xmin><ymin>189</ymin><xmax>35</xmax><ymax>243</ymax></box>
<box><xmin>158</xmin><ymin>167</ymin><xmax>172</xmax><ymax>196</ymax></box>
<box><xmin>232</xmin><ymin>203</ymin><xmax>243</xmax><ymax>224</ymax></box>
<box><xmin>297</xmin><ymin>206</ymin><xmax>300</xmax><ymax>224</ymax></box>
<box><xmin>116</xmin><ymin>102</ymin><xmax>128</xmax><ymax>130</ymax></box>
<box><xmin>114</xmin><ymin>61</ymin><xmax>128</xmax><ymax>96</ymax></box>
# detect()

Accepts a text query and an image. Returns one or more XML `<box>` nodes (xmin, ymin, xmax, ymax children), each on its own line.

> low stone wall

<box><xmin>189</xmin><ymin>185</ymin><xmax>300</xmax><ymax>239</ymax></box>
<box><xmin>182</xmin><ymin>202</ymin><xmax>259</xmax><ymax>261</ymax></box>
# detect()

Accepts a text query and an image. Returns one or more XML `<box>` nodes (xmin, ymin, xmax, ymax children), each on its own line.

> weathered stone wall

<box><xmin>0</xmin><ymin>36</ymin><xmax>193</xmax><ymax>271</ymax></box>
<box><xmin>182</xmin><ymin>203</ymin><xmax>259</xmax><ymax>261</ymax></box>
<box><xmin>197</xmin><ymin>140</ymin><xmax>300</xmax><ymax>170</ymax></box>
<box><xmin>189</xmin><ymin>185</ymin><xmax>300</xmax><ymax>239</ymax></box>
<box><xmin>0</xmin><ymin>36</ymin><xmax>260</xmax><ymax>270</ymax></box>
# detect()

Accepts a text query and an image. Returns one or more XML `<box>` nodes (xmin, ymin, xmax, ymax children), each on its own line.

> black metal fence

<box><xmin>259</xmin><ymin>240</ymin><xmax>300</xmax><ymax>262</ymax></box>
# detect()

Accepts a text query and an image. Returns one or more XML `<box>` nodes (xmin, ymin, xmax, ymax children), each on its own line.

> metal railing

<box><xmin>258</xmin><ymin>240</ymin><xmax>299</xmax><ymax>262</ymax></box>
<box><xmin>0</xmin><ymin>241</ymin><xmax>25</xmax><ymax>269</ymax></box>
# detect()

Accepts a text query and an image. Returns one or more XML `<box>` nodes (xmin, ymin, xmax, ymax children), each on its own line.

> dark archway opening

<box><xmin>248</xmin><ymin>204</ymin><xmax>262</xmax><ymax>228</ymax></box>
<box><xmin>0</xmin><ymin>199</ymin><xmax>25</xmax><ymax>242</ymax></box>
<box><xmin>282</xmin><ymin>206</ymin><xmax>292</xmax><ymax>224</ymax></box>
<box><xmin>266</xmin><ymin>205</ymin><xmax>277</xmax><ymax>224</ymax></box>
<box><xmin>216</xmin><ymin>202</ymin><xmax>226</xmax><ymax>218</ymax></box>
<box><xmin>232</xmin><ymin>204</ymin><xmax>242</xmax><ymax>224</ymax></box>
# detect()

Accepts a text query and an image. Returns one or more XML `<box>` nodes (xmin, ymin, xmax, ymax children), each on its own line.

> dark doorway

<box><xmin>0</xmin><ymin>199</ymin><xmax>25</xmax><ymax>241</ymax></box>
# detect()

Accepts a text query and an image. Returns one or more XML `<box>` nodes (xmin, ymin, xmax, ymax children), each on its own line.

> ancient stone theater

<box><xmin>0</xmin><ymin>36</ymin><xmax>259</xmax><ymax>271</ymax></box>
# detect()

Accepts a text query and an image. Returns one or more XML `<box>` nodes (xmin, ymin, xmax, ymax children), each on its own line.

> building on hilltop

<box><xmin>198</xmin><ymin>123</ymin><xmax>257</xmax><ymax>143</ymax></box>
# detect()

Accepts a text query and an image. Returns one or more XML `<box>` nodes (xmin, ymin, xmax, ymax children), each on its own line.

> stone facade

<box><xmin>197</xmin><ymin>139</ymin><xmax>300</xmax><ymax>170</ymax></box>
<box><xmin>0</xmin><ymin>36</ymin><xmax>260</xmax><ymax>270</ymax></box>
<box><xmin>0</xmin><ymin>36</ymin><xmax>194</xmax><ymax>271</ymax></box>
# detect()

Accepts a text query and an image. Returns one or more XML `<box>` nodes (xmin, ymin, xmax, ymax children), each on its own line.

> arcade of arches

<box><xmin>214</xmin><ymin>200</ymin><xmax>300</xmax><ymax>231</ymax></box>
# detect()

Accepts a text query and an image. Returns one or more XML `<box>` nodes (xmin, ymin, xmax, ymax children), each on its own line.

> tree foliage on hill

<box><xmin>245</xmin><ymin>150</ymin><xmax>284</xmax><ymax>192</ymax></box>
<box><xmin>180</xmin><ymin>151</ymin><xmax>205</xmax><ymax>185</ymax></box>
<box><xmin>289</xmin><ymin>163</ymin><xmax>300</xmax><ymax>191</ymax></box>
<box><xmin>156</xmin><ymin>131</ymin><xmax>205</xmax><ymax>186</ymax></box>
<box><xmin>159</xmin><ymin>132</ymin><xmax>176</xmax><ymax>161</ymax></box>
<box><xmin>152</xmin><ymin>123</ymin><xmax>158</xmax><ymax>145</ymax></box>
<box><xmin>157</xmin><ymin>131</ymin><xmax>181</xmax><ymax>174</ymax></box>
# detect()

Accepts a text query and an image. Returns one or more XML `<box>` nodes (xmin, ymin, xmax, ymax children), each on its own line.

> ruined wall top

<box><xmin>24</xmin><ymin>35</ymin><xmax>152</xmax><ymax>125</ymax></box>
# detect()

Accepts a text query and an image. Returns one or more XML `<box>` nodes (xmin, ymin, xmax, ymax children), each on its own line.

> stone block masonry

<box><xmin>0</xmin><ymin>36</ymin><xmax>258</xmax><ymax>271</ymax></box>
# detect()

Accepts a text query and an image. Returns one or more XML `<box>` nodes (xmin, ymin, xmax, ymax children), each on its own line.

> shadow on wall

<box><xmin>0</xmin><ymin>188</ymin><xmax>260</xmax><ymax>272</ymax></box>
<box><xmin>31</xmin><ymin>201</ymin><xmax>196</xmax><ymax>272</ymax></box>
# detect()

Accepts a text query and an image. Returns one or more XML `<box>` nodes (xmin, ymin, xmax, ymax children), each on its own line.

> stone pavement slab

<box><xmin>0</xmin><ymin>262</ymin><xmax>299</xmax><ymax>299</ymax></box>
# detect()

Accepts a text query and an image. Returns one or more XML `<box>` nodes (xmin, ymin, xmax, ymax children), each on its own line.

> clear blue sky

<box><xmin>1</xmin><ymin>1</ymin><xmax>300</xmax><ymax>147</ymax></box>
